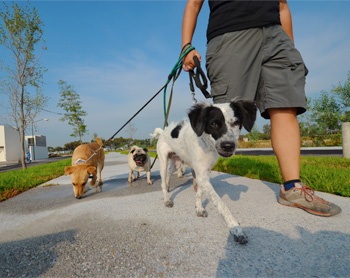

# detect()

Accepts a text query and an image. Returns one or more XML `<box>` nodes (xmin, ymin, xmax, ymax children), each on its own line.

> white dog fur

<box><xmin>151</xmin><ymin>99</ymin><xmax>256</xmax><ymax>244</ymax></box>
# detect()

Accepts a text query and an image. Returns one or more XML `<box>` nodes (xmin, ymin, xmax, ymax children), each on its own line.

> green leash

<box><xmin>163</xmin><ymin>44</ymin><xmax>195</xmax><ymax>128</ymax></box>
<box><xmin>150</xmin><ymin>44</ymin><xmax>195</xmax><ymax>169</ymax></box>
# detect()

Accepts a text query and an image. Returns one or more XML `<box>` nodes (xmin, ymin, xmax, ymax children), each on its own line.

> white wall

<box><xmin>0</xmin><ymin>125</ymin><xmax>21</xmax><ymax>162</ymax></box>
<box><xmin>25</xmin><ymin>135</ymin><xmax>48</xmax><ymax>160</ymax></box>
<box><xmin>0</xmin><ymin>126</ymin><xmax>5</xmax><ymax>162</ymax></box>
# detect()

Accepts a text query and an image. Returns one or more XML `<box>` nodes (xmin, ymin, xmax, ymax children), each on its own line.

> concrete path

<box><xmin>0</xmin><ymin>152</ymin><xmax>349</xmax><ymax>277</ymax></box>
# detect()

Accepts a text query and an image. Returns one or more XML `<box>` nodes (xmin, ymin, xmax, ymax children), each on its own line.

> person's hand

<box><xmin>182</xmin><ymin>49</ymin><xmax>201</xmax><ymax>72</ymax></box>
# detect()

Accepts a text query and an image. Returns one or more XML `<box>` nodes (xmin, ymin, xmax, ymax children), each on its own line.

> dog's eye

<box><xmin>210</xmin><ymin>121</ymin><xmax>220</xmax><ymax>128</ymax></box>
<box><xmin>73</xmin><ymin>183</ymin><xmax>76</xmax><ymax>186</ymax></box>
<box><xmin>231</xmin><ymin>121</ymin><xmax>240</xmax><ymax>127</ymax></box>
<box><xmin>82</xmin><ymin>182</ymin><xmax>86</xmax><ymax>186</ymax></box>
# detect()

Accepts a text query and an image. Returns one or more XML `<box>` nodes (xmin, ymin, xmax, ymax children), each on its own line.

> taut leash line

<box><xmin>105</xmin><ymin>45</ymin><xmax>196</xmax><ymax>145</ymax></box>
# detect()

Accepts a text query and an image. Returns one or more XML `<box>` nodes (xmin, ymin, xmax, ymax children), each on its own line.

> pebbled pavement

<box><xmin>0</xmin><ymin>152</ymin><xmax>349</xmax><ymax>277</ymax></box>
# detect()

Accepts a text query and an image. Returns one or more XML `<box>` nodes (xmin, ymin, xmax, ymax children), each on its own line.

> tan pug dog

<box><xmin>64</xmin><ymin>138</ymin><xmax>105</xmax><ymax>199</ymax></box>
<box><xmin>128</xmin><ymin>146</ymin><xmax>152</xmax><ymax>185</ymax></box>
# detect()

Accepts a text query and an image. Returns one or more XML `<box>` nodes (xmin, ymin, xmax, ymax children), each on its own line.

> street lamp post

<box><xmin>31</xmin><ymin>118</ymin><xmax>49</xmax><ymax>161</ymax></box>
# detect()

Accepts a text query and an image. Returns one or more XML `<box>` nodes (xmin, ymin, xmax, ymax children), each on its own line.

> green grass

<box><xmin>1</xmin><ymin>153</ymin><xmax>349</xmax><ymax>202</ymax></box>
<box><xmin>213</xmin><ymin>155</ymin><xmax>350</xmax><ymax>197</ymax></box>
<box><xmin>0</xmin><ymin>158</ymin><xmax>71</xmax><ymax>202</ymax></box>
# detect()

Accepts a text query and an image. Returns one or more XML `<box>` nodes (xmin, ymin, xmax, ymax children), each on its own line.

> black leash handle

<box><xmin>189</xmin><ymin>56</ymin><xmax>211</xmax><ymax>99</ymax></box>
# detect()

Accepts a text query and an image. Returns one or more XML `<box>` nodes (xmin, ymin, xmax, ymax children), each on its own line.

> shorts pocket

<box><xmin>210</xmin><ymin>83</ymin><xmax>228</xmax><ymax>98</ymax></box>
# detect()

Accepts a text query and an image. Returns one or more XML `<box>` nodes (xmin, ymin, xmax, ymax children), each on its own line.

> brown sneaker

<box><xmin>278</xmin><ymin>182</ymin><xmax>342</xmax><ymax>217</ymax></box>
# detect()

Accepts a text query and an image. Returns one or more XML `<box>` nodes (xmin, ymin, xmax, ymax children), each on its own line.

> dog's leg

<box><xmin>97</xmin><ymin>164</ymin><xmax>103</xmax><ymax>192</ymax></box>
<box><xmin>174</xmin><ymin>157</ymin><xmax>183</xmax><ymax>178</ymax></box>
<box><xmin>195</xmin><ymin>184</ymin><xmax>208</xmax><ymax>217</ymax></box>
<box><xmin>146</xmin><ymin>171</ymin><xmax>152</xmax><ymax>185</ymax></box>
<box><xmin>197</xmin><ymin>173</ymin><xmax>248</xmax><ymax>244</ymax></box>
<box><xmin>159</xmin><ymin>152</ymin><xmax>173</xmax><ymax>207</ymax></box>
<box><xmin>136</xmin><ymin>172</ymin><xmax>140</xmax><ymax>179</ymax></box>
<box><xmin>128</xmin><ymin>169</ymin><xmax>135</xmax><ymax>183</ymax></box>
<box><xmin>166</xmin><ymin>160</ymin><xmax>175</xmax><ymax>192</ymax></box>
<box><xmin>177</xmin><ymin>167</ymin><xmax>183</xmax><ymax>178</ymax></box>
<box><xmin>191</xmin><ymin>169</ymin><xmax>198</xmax><ymax>192</ymax></box>
<box><xmin>90</xmin><ymin>174</ymin><xmax>98</xmax><ymax>193</ymax></box>
<box><xmin>90</xmin><ymin>174</ymin><xmax>97</xmax><ymax>186</ymax></box>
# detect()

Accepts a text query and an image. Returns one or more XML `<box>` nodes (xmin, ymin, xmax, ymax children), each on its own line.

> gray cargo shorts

<box><xmin>205</xmin><ymin>25</ymin><xmax>307</xmax><ymax>119</ymax></box>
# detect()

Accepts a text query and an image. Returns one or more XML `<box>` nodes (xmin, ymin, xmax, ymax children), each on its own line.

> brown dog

<box><xmin>64</xmin><ymin>138</ymin><xmax>105</xmax><ymax>199</ymax></box>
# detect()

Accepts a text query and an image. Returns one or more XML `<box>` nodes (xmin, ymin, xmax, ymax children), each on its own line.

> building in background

<box><xmin>0</xmin><ymin>125</ymin><xmax>21</xmax><ymax>162</ymax></box>
<box><xmin>25</xmin><ymin>135</ymin><xmax>48</xmax><ymax>161</ymax></box>
<box><xmin>0</xmin><ymin>124</ymin><xmax>48</xmax><ymax>162</ymax></box>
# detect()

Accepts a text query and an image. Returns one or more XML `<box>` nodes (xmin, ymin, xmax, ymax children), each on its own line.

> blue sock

<box><xmin>283</xmin><ymin>179</ymin><xmax>301</xmax><ymax>191</ymax></box>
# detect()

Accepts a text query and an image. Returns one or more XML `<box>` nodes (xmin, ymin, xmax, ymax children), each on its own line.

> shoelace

<box><xmin>299</xmin><ymin>185</ymin><xmax>328</xmax><ymax>204</ymax></box>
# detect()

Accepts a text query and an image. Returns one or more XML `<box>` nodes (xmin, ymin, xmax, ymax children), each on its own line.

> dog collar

<box><xmin>75</xmin><ymin>158</ymin><xmax>87</xmax><ymax>165</ymax></box>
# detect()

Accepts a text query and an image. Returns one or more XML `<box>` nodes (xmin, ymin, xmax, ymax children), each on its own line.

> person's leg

<box><xmin>269</xmin><ymin>107</ymin><xmax>300</xmax><ymax>182</ymax></box>
<box><xmin>270</xmin><ymin>109</ymin><xmax>341</xmax><ymax>216</ymax></box>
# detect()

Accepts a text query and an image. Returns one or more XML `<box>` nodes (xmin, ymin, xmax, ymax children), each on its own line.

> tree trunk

<box><xmin>20</xmin><ymin>87</ymin><xmax>27</xmax><ymax>170</ymax></box>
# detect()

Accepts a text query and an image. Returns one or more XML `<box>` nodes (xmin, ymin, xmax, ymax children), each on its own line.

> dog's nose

<box><xmin>76</xmin><ymin>196</ymin><xmax>82</xmax><ymax>200</ymax></box>
<box><xmin>220</xmin><ymin>141</ymin><xmax>235</xmax><ymax>152</ymax></box>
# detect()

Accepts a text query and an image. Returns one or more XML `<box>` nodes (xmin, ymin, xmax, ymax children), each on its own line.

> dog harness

<box><xmin>74</xmin><ymin>145</ymin><xmax>103</xmax><ymax>165</ymax></box>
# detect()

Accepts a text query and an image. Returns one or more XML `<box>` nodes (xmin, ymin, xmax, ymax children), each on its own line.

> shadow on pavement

<box><xmin>0</xmin><ymin>230</ymin><xmax>76</xmax><ymax>277</ymax></box>
<box><xmin>217</xmin><ymin>226</ymin><xmax>350</xmax><ymax>277</ymax></box>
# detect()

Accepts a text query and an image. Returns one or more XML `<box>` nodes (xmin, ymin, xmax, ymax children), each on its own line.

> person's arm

<box><xmin>182</xmin><ymin>0</ymin><xmax>204</xmax><ymax>71</ymax></box>
<box><xmin>279</xmin><ymin>0</ymin><xmax>294</xmax><ymax>42</ymax></box>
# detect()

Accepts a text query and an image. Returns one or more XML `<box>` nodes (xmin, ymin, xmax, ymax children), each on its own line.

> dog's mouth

<box><xmin>218</xmin><ymin>151</ymin><xmax>235</xmax><ymax>158</ymax></box>
<box><xmin>134</xmin><ymin>155</ymin><xmax>147</xmax><ymax>166</ymax></box>
<box><xmin>135</xmin><ymin>160</ymin><xmax>145</xmax><ymax>166</ymax></box>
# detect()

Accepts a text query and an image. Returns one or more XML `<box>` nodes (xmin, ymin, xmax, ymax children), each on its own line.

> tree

<box><xmin>310</xmin><ymin>90</ymin><xmax>342</xmax><ymax>135</ymax></box>
<box><xmin>332</xmin><ymin>71</ymin><xmax>350</xmax><ymax>122</ymax></box>
<box><xmin>246</xmin><ymin>126</ymin><xmax>259</xmax><ymax>141</ymax></box>
<box><xmin>0</xmin><ymin>2</ymin><xmax>47</xmax><ymax>169</ymax></box>
<box><xmin>64</xmin><ymin>141</ymin><xmax>81</xmax><ymax>152</ymax></box>
<box><xmin>261</xmin><ymin>124</ymin><xmax>271</xmax><ymax>140</ymax></box>
<box><xmin>125</xmin><ymin>122</ymin><xmax>137</xmax><ymax>145</ymax></box>
<box><xmin>92</xmin><ymin>132</ymin><xmax>98</xmax><ymax>142</ymax></box>
<box><xmin>298</xmin><ymin>98</ymin><xmax>314</xmax><ymax>137</ymax></box>
<box><xmin>57</xmin><ymin>80</ymin><xmax>88</xmax><ymax>144</ymax></box>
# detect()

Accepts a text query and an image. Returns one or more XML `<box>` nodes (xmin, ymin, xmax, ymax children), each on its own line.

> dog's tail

<box><xmin>96</xmin><ymin>137</ymin><xmax>103</xmax><ymax>146</ymax></box>
<box><xmin>150</xmin><ymin>128</ymin><xmax>163</xmax><ymax>139</ymax></box>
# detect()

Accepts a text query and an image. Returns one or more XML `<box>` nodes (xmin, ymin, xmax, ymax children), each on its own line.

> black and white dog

<box><xmin>151</xmin><ymin>99</ymin><xmax>256</xmax><ymax>244</ymax></box>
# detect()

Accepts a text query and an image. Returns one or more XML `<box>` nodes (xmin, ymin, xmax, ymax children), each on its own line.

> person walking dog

<box><xmin>181</xmin><ymin>0</ymin><xmax>341</xmax><ymax>216</ymax></box>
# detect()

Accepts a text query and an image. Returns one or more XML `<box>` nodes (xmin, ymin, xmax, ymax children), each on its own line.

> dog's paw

<box><xmin>165</xmin><ymin>200</ymin><xmax>173</xmax><ymax>208</ymax></box>
<box><xmin>147</xmin><ymin>180</ymin><xmax>153</xmax><ymax>185</ymax></box>
<box><xmin>230</xmin><ymin>227</ymin><xmax>248</xmax><ymax>244</ymax></box>
<box><xmin>196</xmin><ymin>209</ymin><xmax>208</xmax><ymax>218</ymax></box>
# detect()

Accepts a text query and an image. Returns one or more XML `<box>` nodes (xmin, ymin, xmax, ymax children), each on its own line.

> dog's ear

<box><xmin>130</xmin><ymin>146</ymin><xmax>137</xmax><ymax>154</ymax></box>
<box><xmin>230</xmin><ymin>99</ymin><xmax>257</xmax><ymax>132</ymax></box>
<box><xmin>64</xmin><ymin>166</ymin><xmax>74</xmax><ymax>176</ymax></box>
<box><xmin>188</xmin><ymin>103</ymin><xmax>210</xmax><ymax>136</ymax></box>
<box><xmin>143</xmin><ymin>148</ymin><xmax>148</xmax><ymax>153</ymax></box>
<box><xmin>87</xmin><ymin>166</ymin><xmax>97</xmax><ymax>175</ymax></box>
<box><xmin>95</xmin><ymin>137</ymin><xmax>103</xmax><ymax>146</ymax></box>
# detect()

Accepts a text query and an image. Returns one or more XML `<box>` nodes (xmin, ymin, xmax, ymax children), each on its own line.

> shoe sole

<box><xmin>278</xmin><ymin>197</ymin><xmax>333</xmax><ymax>217</ymax></box>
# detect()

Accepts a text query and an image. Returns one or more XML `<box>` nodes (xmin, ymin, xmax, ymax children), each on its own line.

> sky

<box><xmin>0</xmin><ymin>0</ymin><xmax>350</xmax><ymax>148</ymax></box>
